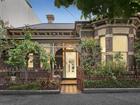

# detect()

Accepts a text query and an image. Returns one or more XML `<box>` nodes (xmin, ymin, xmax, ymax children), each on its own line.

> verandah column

<box><xmin>50</xmin><ymin>42</ymin><xmax>55</xmax><ymax>75</ymax></box>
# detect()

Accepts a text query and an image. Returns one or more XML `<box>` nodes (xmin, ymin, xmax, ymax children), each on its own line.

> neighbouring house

<box><xmin>5</xmin><ymin>14</ymin><xmax>140</xmax><ymax>79</ymax></box>
<box><xmin>0</xmin><ymin>0</ymin><xmax>40</xmax><ymax>27</ymax></box>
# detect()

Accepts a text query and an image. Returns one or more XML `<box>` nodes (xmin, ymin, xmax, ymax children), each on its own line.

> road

<box><xmin>0</xmin><ymin>93</ymin><xmax>140</xmax><ymax>105</ymax></box>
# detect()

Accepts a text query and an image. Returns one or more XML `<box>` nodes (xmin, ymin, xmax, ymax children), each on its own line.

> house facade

<box><xmin>7</xmin><ymin>15</ymin><xmax>140</xmax><ymax>79</ymax></box>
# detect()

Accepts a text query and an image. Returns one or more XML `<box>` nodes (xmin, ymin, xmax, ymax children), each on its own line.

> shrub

<box><xmin>8</xmin><ymin>82</ymin><xmax>40</xmax><ymax>90</ymax></box>
<box><xmin>38</xmin><ymin>78</ymin><xmax>59</xmax><ymax>90</ymax></box>
<box><xmin>81</xmin><ymin>39</ymin><xmax>101</xmax><ymax>77</ymax></box>
<box><xmin>95</xmin><ymin>61</ymin><xmax>127</xmax><ymax>78</ymax></box>
<box><xmin>8</xmin><ymin>79</ymin><xmax>60</xmax><ymax>90</ymax></box>
<box><xmin>84</xmin><ymin>79</ymin><xmax>140</xmax><ymax>88</ymax></box>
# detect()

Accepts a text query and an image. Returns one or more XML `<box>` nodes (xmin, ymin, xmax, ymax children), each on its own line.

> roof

<box><xmin>18</xmin><ymin>23</ymin><xmax>75</xmax><ymax>30</ymax></box>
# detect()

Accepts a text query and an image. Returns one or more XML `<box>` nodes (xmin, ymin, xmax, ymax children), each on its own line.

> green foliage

<box><xmin>135</xmin><ymin>39</ymin><xmax>140</xmax><ymax>66</ymax></box>
<box><xmin>81</xmin><ymin>39</ymin><xmax>101</xmax><ymax>76</ymax></box>
<box><xmin>0</xmin><ymin>20</ymin><xmax>9</xmax><ymax>55</ymax></box>
<box><xmin>95</xmin><ymin>61</ymin><xmax>126</xmax><ymax>78</ymax></box>
<box><xmin>39</xmin><ymin>78</ymin><xmax>59</xmax><ymax>90</ymax></box>
<box><xmin>83</xmin><ymin>51</ymin><xmax>126</xmax><ymax>80</ymax></box>
<box><xmin>6</xmin><ymin>31</ymin><xmax>50</xmax><ymax>70</ymax></box>
<box><xmin>81</xmin><ymin>39</ymin><xmax>126</xmax><ymax>79</ymax></box>
<box><xmin>8</xmin><ymin>82</ymin><xmax>40</xmax><ymax>90</ymax></box>
<box><xmin>94</xmin><ymin>53</ymin><xmax>126</xmax><ymax>79</ymax></box>
<box><xmin>114</xmin><ymin>52</ymin><xmax>123</xmax><ymax>63</ymax></box>
<box><xmin>8</xmin><ymin>79</ymin><xmax>60</xmax><ymax>90</ymax></box>
<box><xmin>55</xmin><ymin>0</ymin><xmax>140</xmax><ymax>19</ymax></box>
<box><xmin>84</xmin><ymin>79</ymin><xmax>140</xmax><ymax>88</ymax></box>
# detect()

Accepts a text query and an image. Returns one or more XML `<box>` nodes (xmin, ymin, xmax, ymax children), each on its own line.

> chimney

<box><xmin>46</xmin><ymin>14</ymin><xmax>55</xmax><ymax>23</ymax></box>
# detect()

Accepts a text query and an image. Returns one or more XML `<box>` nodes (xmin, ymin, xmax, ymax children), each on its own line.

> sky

<box><xmin>29</xmin><ymin>0</ymin><xmax>85</xmax><ymax>23</ymax></box>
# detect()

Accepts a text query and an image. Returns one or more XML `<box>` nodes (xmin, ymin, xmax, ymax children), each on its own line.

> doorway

<box><xmin>64</xmin><ymin>52</ymin><xmax>77</xmax><ymax>78</ymax></box>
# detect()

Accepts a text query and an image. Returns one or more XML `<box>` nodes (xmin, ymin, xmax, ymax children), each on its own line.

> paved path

<box><xmin>0</xmin><ymin>93</ymin><xmax>140</xmax><ymax>105</ymax></box>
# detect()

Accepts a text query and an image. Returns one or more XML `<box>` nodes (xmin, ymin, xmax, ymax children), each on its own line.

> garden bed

<box><xmin>0</xmin><ymin>90</ymin><xmax>60</xmax><ymax>95</ymax></box>
<box><xmin>83</xmin><ymin>88</ymin><xmax>140</xmax><ymax>93</ymax></box>
<box><xmin>0</xmin><ymin>78</ymin><xmax>61</xmax><ymax>94</ymax></box>
<box><xmin>83</xmin><ymin>79</ymin><xmax>140</xmax><ymax>93</ymax></box>
<box><xmin>84</xmin><ymin>79</ymin><xmax>140</xmax><ymax>88</ymax></box>
<box><xmin>0</xmin><ymin>71</ymin><xmax>60</xmax><ymax>91</ymax></box>
<box><xmin>7</xmin><ymin>79</ymin><xmax>60</xmax><ymax>90</ymax></box>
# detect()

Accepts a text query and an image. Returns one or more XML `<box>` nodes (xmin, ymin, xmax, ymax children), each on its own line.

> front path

<box><xmin>0</xmin><ymin>93</ymin><xmax>140</xmax><ymax>105</ymax></box>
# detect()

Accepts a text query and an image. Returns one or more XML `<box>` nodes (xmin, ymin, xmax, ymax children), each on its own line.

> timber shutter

<box><xmin>106</xmin><ymin>37</ymin><xmax>112</xmax><ymax>52</ymax></box>
<box><xmin>128</xmin><ymin>37</ymin><xmax>134</xmax><ymax>52</ymax></box>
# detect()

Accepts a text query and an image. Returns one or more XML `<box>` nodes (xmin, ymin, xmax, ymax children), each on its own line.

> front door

<box><xmin>65</xmin><ymin>52</ymin><xmax>77</xmax><ymax>78</ymax></box>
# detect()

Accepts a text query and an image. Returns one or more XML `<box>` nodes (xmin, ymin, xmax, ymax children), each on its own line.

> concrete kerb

<box><xmin>1</xmin><ymin>88</ymin><xmax>140</xmax><ymax>95</ymax></box>
<box><xmin>83</xmin><ymin>88</ymin><xmax>140</xmax><ymax>93</ymax></box>
<box><xmin>0</xmin><ymin>90</ymin><xmax>60</xmax><ymax>95</ymax></box>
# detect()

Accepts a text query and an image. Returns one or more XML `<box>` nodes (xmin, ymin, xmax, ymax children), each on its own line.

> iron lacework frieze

<box><xmin>8</xmin><ymin>29</ymin><xmax>78</xmax><ymax>36</ymax></box>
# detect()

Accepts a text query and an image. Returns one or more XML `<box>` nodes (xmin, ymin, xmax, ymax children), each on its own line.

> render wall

<box><xmin>0</xmin><ymin>0</ymin><xmax>40</xmax><ymax>27</ymax></box>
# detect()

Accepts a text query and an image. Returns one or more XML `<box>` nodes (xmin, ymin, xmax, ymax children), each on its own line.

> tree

<box><xmin>81</xmin><ymin>39</ymin><xmax>101</xmax><ymax>77</ymax></box>
<box><xmin>55</xmin><ymin>0</ymin><xmax>140</xmax><ymax>19</ymax></box>
<box><xmin>0</xmin><ymin>20</ymin><xmax>14</xmax><ymax>70</ymax></box>
<box><xmin>0</xmin><ymin>20</ymin><xmax>9</xmax><ymax>57</ymax></box>
<box><xmin>6</xmin><ymin>30</ymin><xmax>50</xmax><ymax>71</ymax></box>
<box><xmin>5</xmin><ymin>29</ymin><xmax>51</xmax><ymax>82</ymax></box>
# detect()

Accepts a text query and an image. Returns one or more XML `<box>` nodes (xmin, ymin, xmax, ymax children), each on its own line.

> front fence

<box><xmin>0</xmin><ymin>70</ymin><xmax>52</xmax><ymax>79</ymax></box>
<box><xmin>85</xmin><ymin>74</ymin><xmax>140</xmax><ymax>81</ymax></box>
<box><xmin>77</xmin><ymin>67</ymin><xmax>140</xmax><ymax>90</ymax></box>
<box><xmin>16</xmin><ymin>70</ymin><xmax>52</xmax><ymax>82</ymax></box>
<box><xmin>0</xmin><ymin>69</ymin><xmax>61</xmax><ymax>90</ymax></box>
<box><xmin>77</xmin><ymin>67</ymin><xmax>84</xmax><ymax>91</ymax></box>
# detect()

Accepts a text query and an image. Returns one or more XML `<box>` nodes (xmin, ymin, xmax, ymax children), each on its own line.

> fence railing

<box><xmin>84</xmin><ymin>74</ymin><xmax>140</xmax><ymax>81</ymax></box>
<box><xmin>0</xmin><ymin>70</ymin><xmax>62</xmax><ymax>90</ymax></box>
<box><xmin>0</xmin><ymin>70</ymin><xmax>52</xmax><ymax>81</ymax></box>
<box><xmin>16</xmin><ymin>70</ymin><xmax>52</xmax><ymax>82</ymax></box>
<box><xmin>77</xmin><ymin>67</ymin><xmax>140</xmax><ymax>90</ymax></box>
<box><xmin>77</xmin><ymin>67</ymin><xmax>84</xmax><ymax>91</ymax></box>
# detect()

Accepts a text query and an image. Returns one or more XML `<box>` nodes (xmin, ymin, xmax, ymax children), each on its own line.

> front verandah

<box><xmin>38</xmin><ymin>43</ymin><xmax>81</xmax><ymax>79</ymax></box>
<box><xmin>1</xmin><ymin>43</ymin><xmax>80</xmax><ymax>93</ymax></box>
<box><xmin>52</xmin><ymin>45</ymin><xmax>81</xmax><ymax>94</ymax></box>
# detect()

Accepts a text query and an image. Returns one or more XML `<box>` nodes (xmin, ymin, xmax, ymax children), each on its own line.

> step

<box><xmin>61</xmin><ymin>84</ymin><xmax>80</xmax><ymax>94</ymax></box>
<box><xmin>61</xmin><ymin>80</ymin><xmax>77</xmax><ymax>85</ymax></box>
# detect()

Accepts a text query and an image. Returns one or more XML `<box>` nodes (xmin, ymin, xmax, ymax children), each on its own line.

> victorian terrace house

<box><xmin>7</xmin><ymin>14</ymin><xmax>140</xmax><ymax>79</ymax></box>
